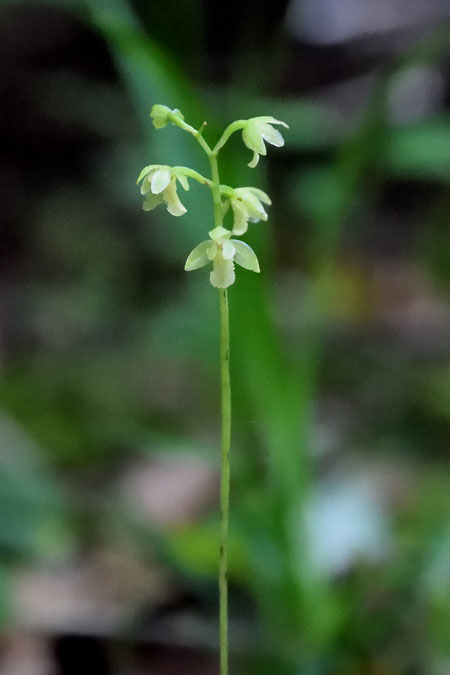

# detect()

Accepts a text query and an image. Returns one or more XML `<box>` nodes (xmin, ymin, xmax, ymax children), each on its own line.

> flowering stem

<box><xmin>171</xmin><ymin>109</ymin><xmax>232</xmax><ymax>673</ymax></box>
<box><xmin>218</xmin><ymin>286</ymin><xmax>231</xmax><ymax>675</ymax></box>
<box><xmin>143</xmin><ymin>105</ymin><xmax>287</xmax><ymax>672</ymax></box>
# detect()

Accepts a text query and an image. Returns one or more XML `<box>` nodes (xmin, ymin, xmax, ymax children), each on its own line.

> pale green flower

<box><xmin>185</xmin><ymin>226</ymin><xmax>260</xmax><ymax>288</ymax></box>
<box><xmin>137</xmin><ymin>165</ymin><xmax>189</xmax><ymax>217</ymax></box>
<box><xmin>242</xmin><ymin>116</ymin><xmax>289</xmax><ymax>168</ymax></box>
<box><xmin>150</xmin><ymin>104</ymin><xmax>184</xmax><ymax>129</ymax></box>
<box><xmin>226</xmin><ymin>187</ymin><xmax>272</xmax><ymax>235</ymax></box>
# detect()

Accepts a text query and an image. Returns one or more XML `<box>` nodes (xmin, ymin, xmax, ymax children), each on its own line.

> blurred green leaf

<box><xmin>0</xmin><ymin>411</ymin><xmax>69</xmax><ymax>562</ymax></box>
<box><xmin>385</xmin><ymin>117</ymin><xmax>450</xmax><ymax>181</ymax></box>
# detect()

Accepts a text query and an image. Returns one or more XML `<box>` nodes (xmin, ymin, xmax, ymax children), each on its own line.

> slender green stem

<box><xmin>218</xmin><ymin>287</ymin><xmax>231</xmax><ymax>675</ymax></box>
<box><xmin>173</xmin><ymin>166</ymin><xmax>213</xmax><ymax>187</ymax></box>
<box><xmin>213</xmin><ymin>120</ymin><xmax>246</xmax><ymax>154</ymax></box>
<box><xmin>169</xmin><ymin>112</ymin><xmax>214</xmax><ymax>156</ymax></box>
<box><xmin>195</xmin><ymin>129</ymin><xmax>214</xmax><ymax>157</ymax></box>
<box><xmin>209</xmin><ymin>135</ymin><xmax>229</xmax><ymax>675</ymax></box>
<box><xmin>168</xmin><ymin>113</ymin><xmax>197</xmax><ymax>135</ymax></box>
<box><xmin>209</xmin><ymin>152</ymin><xmax>224</xmax><ymax>228</ymax></box>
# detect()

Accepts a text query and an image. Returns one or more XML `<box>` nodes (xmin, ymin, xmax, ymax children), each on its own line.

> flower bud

<box><xmin>150</xmin><ymin>104</ymin><xmax>184</xmax><ymax>129</ymax></box>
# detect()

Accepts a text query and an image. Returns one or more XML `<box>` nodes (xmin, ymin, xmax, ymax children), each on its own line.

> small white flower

<box><xmin>137</xmin><ymin>165</ymin><xmax>189</xmax><ymax>217</ymax></box>
<box><xmin>185</xmin><ymin>226</ymin><xmax>260</xmax><ymax>289</ymax></box>
<box><xmin>227</xmin><ymin>187</ymin><xmax>272</xmax><ymax>235</ymax></box>
<box><xmin>242</xmin><ymin>116</ymin><xmax>289</xmax><ymax>168</ymax></box>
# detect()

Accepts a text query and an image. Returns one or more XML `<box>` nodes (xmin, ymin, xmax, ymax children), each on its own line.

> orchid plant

<box><xmin>138</xmin><ymin>104</ymin><xmax>288</xmax><ymax>675</ymax></box>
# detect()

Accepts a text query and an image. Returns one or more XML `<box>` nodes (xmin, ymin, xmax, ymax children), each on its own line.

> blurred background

<box><xmin>0</xmin><ymin>0</ymin><xmax>449</xmax><ymax>673</ymax></box>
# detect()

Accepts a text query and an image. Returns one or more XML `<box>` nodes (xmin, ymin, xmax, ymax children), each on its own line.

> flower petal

<box><xmin>254</xmin><ymin>116</ymin><xmax>289</xmax><ymax>128</ymax></box>
<box><xmin>137</xmin><ymin>164</ymin><xmax>158</xmax><ymax>184</ymax></box>
<box><xmin>245</xmin><ymin>187</ymin><xmax>272</xmax><ymax>205</ymax></box>
<box><xmin>210</xmin><ymin>254</ymin><xmax>235</xmax><ymax>288</ymax></box>
<box><xmin>242</xmin><ymin>123</ymin><xmax>267</xmax><ymax>156</ymax></box>
<box><xmin>248</xmin><ymin>151</ymin><xmax>260</xmax><ymax>168</ymax></box>
<box><xmin>209</xmin><ymin>226</ymin><xmax>230</xmax><ymax>241</ymax></box>
<box><xmin>230</xmin><ymin>240</ymin><xmax>260</xmax><ymax>272</ymax></box>
<box><xmin>142</xmin><ymin>193</ymin><xmax>164</xmax><ymax>211</ymax></box>
<box><xmin>259</xmin><ymin>123</ymin><xmax>285</xmax><ymax>148</ymax></box>
<box><xmin>231</xmin><ymin>202</ymin><xmax>249</xmax><ymax>235</ymax></box>
<box><xmin>151</xmin><ymin>168</ymin><xmax>172</xmax><ymax>194</ymax></box>
<box><xmin>222</xmin><ymin>241</ymin><xmax>236</xmax><ymax>260</ymax></box>
<box><xmin>140</xmin><ymin>175</ymin><xmax>153</xmax><ymax>195</ymax></box>
<box><xmin>164</xmin><ymin>177</ymin><xmax>187</xmax><ymax>216</ymax></box>
<box><xmin>185</xmin><ymin>241</ymin><xmax>212</xmax><ymax>271</ymax></box>
<box><xmin>175</xmin><ymin>172</ymin><xmax>190</xmax><ymax>191</ymax></box>
<box><xmin>206</xmin><ymin>243</ymin><xmax>218</xmax><ymax>260</ymax></box>
<box><xmin>234</xmin><ymin>189</ymin><xmax>267</xmax><ymax>220</ymax></box>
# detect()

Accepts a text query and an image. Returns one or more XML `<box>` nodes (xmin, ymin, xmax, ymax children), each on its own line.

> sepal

<box><xmin>230</xmin><ymin>240</ymin><xmax>260</xmax><ymax>272</ymax></box>
<box><xmin>185</xmin><ymin>241</ymin><xmax>214</xmax><ymax>271</ymax></box>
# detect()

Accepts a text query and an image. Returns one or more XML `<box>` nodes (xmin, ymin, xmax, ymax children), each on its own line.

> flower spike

<box><xmin>138</xmin><ymin>104</ymin><xmax>288</xmax><ymax>675</ymax></box>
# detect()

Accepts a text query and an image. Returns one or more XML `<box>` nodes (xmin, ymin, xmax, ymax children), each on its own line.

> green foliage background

<box><xmin>0</xmin><ymin>1</ymin><xmax>449</xmax><ymax>673</ymax></box>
